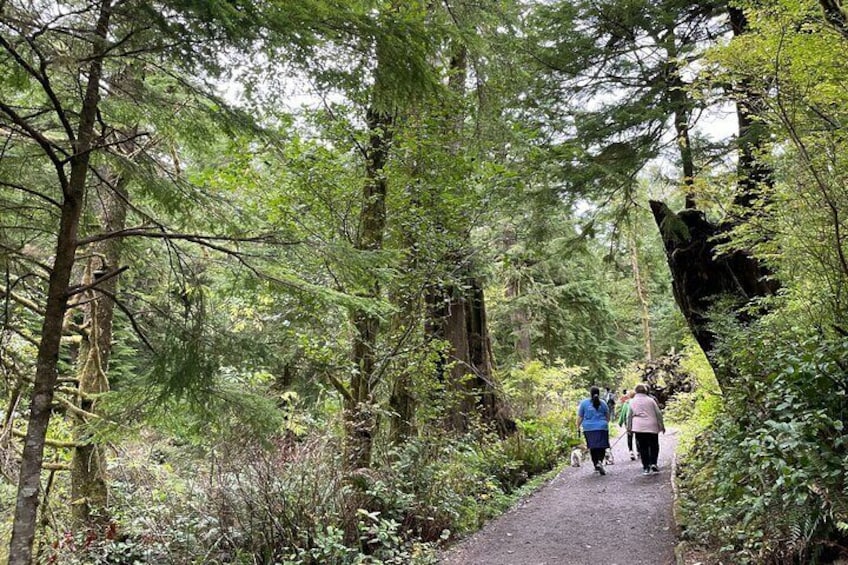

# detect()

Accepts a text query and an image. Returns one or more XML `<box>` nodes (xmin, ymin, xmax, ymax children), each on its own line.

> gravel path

<box><xmin>440</xmin><ymin>427</ymin><xmax>679</xmax><ymax>565</ymax></box>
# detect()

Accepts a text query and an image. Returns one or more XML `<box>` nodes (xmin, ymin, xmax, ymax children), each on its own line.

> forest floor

<box><xmin>440</xmin><ymin>427</ymin><xmax>679</xmax><ymax>565</ymax></box>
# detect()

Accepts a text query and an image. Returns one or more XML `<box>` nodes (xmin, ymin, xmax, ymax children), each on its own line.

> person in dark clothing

<box><xmin>577</xmin><ymin>386</ymin><xmax>611</xmax><ymax>475</ymax></box>
<box><xmin>604</xmin><ymin>386</ymin><xmax>616</xmax><ymax>419</ymax></box>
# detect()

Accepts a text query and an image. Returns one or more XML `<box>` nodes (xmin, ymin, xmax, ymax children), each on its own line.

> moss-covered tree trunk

<box><xmin>667</xmin><ymin>56</ymin><xmax>695</xmax><ymax>210</ymax></box>
<box><xmin>345</xmin><ymin>106</ymin><xmax>393</xmax><ymax>471</ymax></box>
<box><xmin>9</xmin><ymin>2</ymin><xmax>112</xmax><ymax>561</ymax></box>
<box><xmin>424</xmin><ymin>42</ymin><xmax>513</xmax><ymax>436</ymax></box>
<box><xmin>649</xmin><ymin>203</ymin><xmax>775</xmax><ymax>361</ymax></box>
<box><xmin>70</xmin><ymin>172</ymin><xmax>128</xmax><ymax>527</ymax></box>
<box><xmin>629</xmin><ymin>229</ymin><xmax>653</xmax><ymax>361</ymax></box>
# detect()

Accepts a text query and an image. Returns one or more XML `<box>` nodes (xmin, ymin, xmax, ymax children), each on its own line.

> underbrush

<box><xmin>40</xmin><ymin>410</ymin><xmax>577</xmax><ymax>564</ymax></box>
<box><xmin>675</xmin><ymin>331</ymin><xmax>848</xmax><ymax>564</ymax></box>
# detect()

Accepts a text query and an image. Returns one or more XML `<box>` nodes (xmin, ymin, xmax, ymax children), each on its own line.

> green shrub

<box><xmin>664</xmin><ymin>339</ymin><xmax>722</xmax><ymax>454</ymax></box>
<box><xmin>677</xmin><ymin>329</ymin><xmax>848</xmax><ymax>564</ymax></box>
<box><xmin>503</xmin><ymin>412</ymin><xmax>578</xmax><ymax>477</ymax></box>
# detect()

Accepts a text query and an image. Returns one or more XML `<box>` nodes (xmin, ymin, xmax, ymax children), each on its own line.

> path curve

<box><xmin>440</xmin><ymin>428</ymin><xmax>678</xmax><ymax>565</ymax></box>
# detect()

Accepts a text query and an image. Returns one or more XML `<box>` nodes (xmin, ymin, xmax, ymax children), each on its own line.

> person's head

<box><xmin>635</xmin><ymin>384</ymin><xmax>648</xmax><ymax>394</ymax></box>
<box><xmin>590</xmin><ymin>386</ymin><xmax>601</xmax><ymax>409</ymax></box>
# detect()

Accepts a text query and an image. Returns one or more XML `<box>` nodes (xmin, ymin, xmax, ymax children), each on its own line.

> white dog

<box><xmin>570</xmin><ymin>446</ymin><xmax>587</xmax><ymax>467</ymax></box>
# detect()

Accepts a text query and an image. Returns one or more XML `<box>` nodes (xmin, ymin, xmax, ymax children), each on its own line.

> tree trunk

<box><xmin>506</xmin><ymin>277</ymin><xmax>532</xmax><ymax>362</ymax></box>
<box><xmin>820</xmin><ymin>0</ymin><xmax>848</xmax><ymax>40</ymax></box>
<box><xmin>729</xmin><ymin>6</ymin><xmax>774</xmax><ymax>209</ymax></box>
<box><xmin>424</xmin><ymin>41</ymin><xmax>514</xmax><ymax>436</ymax></box>
<box><xmin>666</xmin><ymin>56</ymin><xmax>696</xmax><ymax>209</ymax></box>
<box><xmin>430</xmin><ymin>278</ymin><xmax>514</xmax><ymax>436</ymax></box>
<box><xmin>443</xmin><ymin>290</ymin><xmax>474</xmax><ymax>433</ymax></box>
<box><xmin>70</xmin><ymin>172</ymin><xmax>128</xmax><ymax>527</ymax></box>
<box><xmin>649</xmin><ymin>202</ymin><xmax>777</xmax><ymax>387</ymax></box>
<box><xmin>503</xmin><ymin>226</ymin><xmax>532</xmax><ymax>362</ymax></box>
<box><xmin>388</xmin><ymin>369</ymin><xmax>415</xmax><ymax>443</ymax></box>
<box><xmin>9</xmin><ymin>2</ymin><xmax>112</xmax><ymax>561</ymax></box>
<box><xmin>629</xmin><ymin>230</ymin><xmax>653</xmax><ymax>361</ymax></box>
<box><xmin>345</xmin><ymin>105</ymin><xmax>393</xmax><ymax>471</ymax></box>
<box><xmin>649</xmin><ymin>6</ymin><xmax>778</xmax><ymax>387</ymax></box>
<box><xmin>466</xmin><ymin>279</ymin><xmax>513</xmax><ymax>436</ymax></box>
<box><xmin>387</xmin><ymin>174</ymin><xmax>423</xmax><ymax>445</ymax></box>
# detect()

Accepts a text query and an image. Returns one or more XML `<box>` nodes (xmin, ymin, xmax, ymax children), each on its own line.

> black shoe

<box><xmin>597</xmin><ymin>463</ymin><xmax>606</xmax><ymax>475</ymax></box>
<box><xmin>650</xmin><ymin>465</ymin><xmax>659</xmax><ymax>474</ymax></box>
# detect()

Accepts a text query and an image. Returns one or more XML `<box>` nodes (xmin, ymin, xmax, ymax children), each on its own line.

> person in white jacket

<box><xmin>626</xmin><ymin>384</ymin><xmax>665</xmax><ymax>475</ymax></box>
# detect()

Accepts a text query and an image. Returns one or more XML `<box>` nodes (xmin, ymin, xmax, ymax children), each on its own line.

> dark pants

<box><xmin>583</xmin><ymin>430</ymin><xmax>609</xmax><ymax>466</ymax></box>
<box><xmin>589</xmin><ymin>448</ymin><xmax>605</xmax><ymax>466</ymax></box>
<box><xmin>634</xmin><ymin>432</ymin><xmax>659</xmax><ymax>469</ymax></box>
<box><xmin>627</xmin><ymin>432</ymin><xmax>634</xmax><ymax>452</ymax></box>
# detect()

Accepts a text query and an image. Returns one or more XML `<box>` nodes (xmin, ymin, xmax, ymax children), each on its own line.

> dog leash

<box><xmin>609</xmin><ymin>431</ymin><xmax>626</xmax><ymax>449</ymax></box>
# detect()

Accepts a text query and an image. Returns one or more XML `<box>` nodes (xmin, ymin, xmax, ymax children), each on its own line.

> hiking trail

<box><xmin>440</xmin><ymin>428</ymin><xmax>679</xmax><ymax>565</ymax></box>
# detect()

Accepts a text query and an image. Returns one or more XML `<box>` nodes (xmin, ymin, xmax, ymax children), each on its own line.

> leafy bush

<box><xmin>499</xmin><ymin>360</ymin><xmax>582</xmax><ymax>477</ymax></box>
<box><xmin>664</xmin><ymin>339</ymin><xmax>722</xmax><ymax>453</ymax></box>
<box><xmin>503</xmin><ymin>412</ymin><xmax>577</xmax><ymax>478</ymax></box>
<box><xmin>677</xmin><ymin>329</ymin><xmax>848</xmax><ymax>564</ymax></box>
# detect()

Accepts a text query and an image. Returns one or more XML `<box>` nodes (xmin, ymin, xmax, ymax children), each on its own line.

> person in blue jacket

<box><xmin>577</xmin><ymin>386</ymin><xmax>611</xmax><ymax>475</ymax></box>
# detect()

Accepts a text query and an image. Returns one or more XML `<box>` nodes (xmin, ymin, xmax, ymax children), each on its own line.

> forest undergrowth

<box><xmin>2</xmin><ymin>363</ymin><xmax>584</xmax><ymax>564</ymax></box>
<box><xmin>671</xmin><ymin>331</ymin><xmax>848</xmax><ymax>564</ymax></box>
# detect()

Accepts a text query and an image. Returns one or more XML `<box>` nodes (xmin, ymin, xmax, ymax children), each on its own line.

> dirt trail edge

<box><xmin>440</xmin><ymin>428</ymin><xmax>679</xmax><ymax>565</ymax></box>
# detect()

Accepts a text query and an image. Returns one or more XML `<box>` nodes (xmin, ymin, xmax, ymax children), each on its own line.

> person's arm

<box><xmin>577</xmin><ymin>401</ymin><xmax>584</xmax><ymax>432</ymax></box>
<box><xmin>653</xmin><ymin>400</ymin><xmax>665</xmax><ymax>433</ymax></box>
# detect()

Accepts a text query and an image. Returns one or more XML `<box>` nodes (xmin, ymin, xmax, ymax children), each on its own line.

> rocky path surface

<box><xmin>440</xmin><ymin>428</ymin><xmax>679</xmax><ymax>565</ymax></box>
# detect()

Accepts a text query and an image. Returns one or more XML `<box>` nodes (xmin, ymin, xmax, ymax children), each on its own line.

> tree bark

<box><xmin>649</xmin><ymin>202</ymin><xmax>777</xmax><ymax>386</ymax></box>
<box><xmin>629</xmin><ymin>230</ymin><xmax>653</xmax><ymax>361</ymax></box>
<box><xmin>503</xmin><ymin>226</ymin><xmax>532</xmax><ymax>362</ymax></box>
<box><xmin>429</xmin><ymin>277</ymin><xmax>514</xmax><ymax>436</ymax></box>
<box><xmin>70</xmin><ymin>171</ymin><xmax>128</xmax><ymax>527</ymax></box>
<box><xmin>729</xmin><ymin>6</ymin><xmax>774</xmax><ymax>209</ymax></box>
<box><xmin>420</xmin><ymin>41</ymin><xmax>514</xmax><ymax>436</ymax></box>
<box><xmin>9</xmin><ymin>2</ymin><xmax>112</xmax><ymax>561</ymax></box>
<box><xmin>388</xmin><ymin>369</ymin><xmax>415</xmax><ymax>443</ymax></box>
<box><xmin>466</xmin><ymin>279</ymin><xmax>513</xmax><ymax>436</ymax></box>
<box><xmin>345</xmin><ymin>105</ymin><xmax>393</xmax><ymax>471</ymax></box>
<box><xmin>443</xmin><ymin>290</ymin><xmax>475</xmax><ymax>433</ymax></box>
<box><xmin>819</xmin><ymin>0</ymin><xmax>848</xmax><ymax>41</ymax></box>
<box><xmin>666</xmin><ymin>56</ymin><xmax>696</xmax><ymax>209</ymax></box>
